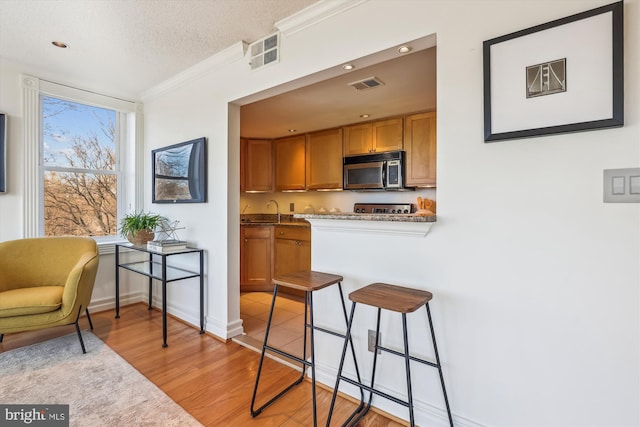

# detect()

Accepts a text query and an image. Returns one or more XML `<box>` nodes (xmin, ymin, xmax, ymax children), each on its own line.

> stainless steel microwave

<box><xmin>343</xmin><ymin>151</ymin><xmax>405</xmax><ymax>190</ymax></box>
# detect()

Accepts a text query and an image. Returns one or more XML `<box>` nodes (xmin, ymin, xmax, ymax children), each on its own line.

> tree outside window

<box><xmin>42</xmin><ymin>96</ymin><xmax>118</xmax><ymax>237</ymax></box>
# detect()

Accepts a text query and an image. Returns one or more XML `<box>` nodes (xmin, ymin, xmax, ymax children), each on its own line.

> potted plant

<box><xmin>119</xmin><ymin>211</ymin><xmax>166</xmax><ymax>245</ymax></box>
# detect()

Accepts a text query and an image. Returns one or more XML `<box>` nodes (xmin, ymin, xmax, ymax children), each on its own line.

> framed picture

<box><xmin>152</xmin><ymin>137</ymin><xmax>207</xmax><ymax>203</ymax></box>
<box><xmin>483</xmin><ymin>1</ymin><xmax>623</xmax><ymax>142</ymax></box>
<box><xmin>0</xmin><ymin>113</ymin><xmax>6</xmax><ymax>193</ymax></box>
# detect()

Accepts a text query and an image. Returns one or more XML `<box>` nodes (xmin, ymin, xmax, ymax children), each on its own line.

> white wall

<box><xmin>142</xmin><ymin>1</ymin><xmax>639</xmax><ymax>425</ymax></box>
<box><xmin>1</xmin><ymin>0</ymin><xmax>638</xmax><ymax>425</ymax></box>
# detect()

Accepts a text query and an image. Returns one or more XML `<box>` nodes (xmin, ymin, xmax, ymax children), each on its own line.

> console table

<box><xmin>115</xmin><ymin>243</ymin><xmax>205</xmax><ymax>347</ymax></box>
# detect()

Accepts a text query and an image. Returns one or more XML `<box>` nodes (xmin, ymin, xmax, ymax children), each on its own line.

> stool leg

<box><xmin>346</xmin><ymin>307</ymin><xmax>382</xmax><ymax>426</ymax></box>
<box><xmin>426</xmin><ymin>303</ymin><xmax>454</xmax><ymax>427</ymax></box>
<box><xmin>326</xmin><ymin>302</ymin><xmax>357</xmax><ymax>426</ymax></box>
<box><xmin>337</xmin><ymin>283</ymin><xmax>365</xmax><ymax>408</ymax></box>
<box><xmin>402</xmin><ymin>313</ymin><xmax>415</xmax><ymax>427</ymax></box>
<box><xmin>250</xmin><ymin>285</ymin><xmax>306</xmax><ymax>417</ymax></box>
<box><xmin>308</xmin><ymin>291</ymin><xmax>318</xmax><ymax>427</ymax></box>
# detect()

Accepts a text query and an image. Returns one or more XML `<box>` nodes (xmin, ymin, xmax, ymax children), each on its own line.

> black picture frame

<box><xmin>483</xmin><ymin>1</ymin><xmax>623</xmax><ymax>142</ymax></box>
<box><xmin>152</xmin><ymin>137</ymin><xmax>207</xmax><ymax>203</ymax></box>
<box><xmin>0</xmin><ymin>113</ymin><xmax>6</xmax><ymax>193</ymax></box>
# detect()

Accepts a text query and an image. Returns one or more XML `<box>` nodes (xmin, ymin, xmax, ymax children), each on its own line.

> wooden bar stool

<box><xmin>250</xmin><ymin>271</ymin><xmax>363</xmax><ymax>427</ymax></box>
<box><xmin>327</xmin><ymin>283</ymin><xmax>454</xmax><ymax>427</ymax></box>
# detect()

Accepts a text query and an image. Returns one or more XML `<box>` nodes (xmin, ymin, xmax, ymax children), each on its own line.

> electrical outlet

<box><xmin>368</xmin><ymin>329</ymin><xmax>381</xmax><ymax>353</ymax></box>
<box><xmin>289</xmin><ymin>202</ymin><xmax>295</xmax><ymax>212</ymax></box>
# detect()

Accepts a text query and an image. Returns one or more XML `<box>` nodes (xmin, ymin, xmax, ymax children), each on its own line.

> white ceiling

<box><xmin>0</xmin><ymin>0</ymin><xmax>436</xmax><ymax>139</ymax></box>
<box><xmin>0</xmin><ymin>0</ymin><xmax>316</xmax><ymax>99</ymax></box>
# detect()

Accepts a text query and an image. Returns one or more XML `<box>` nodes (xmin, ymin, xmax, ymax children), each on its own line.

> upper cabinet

<box><xmin>404</xmin><ymin>111</ymin><xmax>436</xmax><ymax>187</ymax></box>
<box><xmin>245</xmin><ymin>139</ymin><xmax>273</xmax><ymax>192</ymax></box>
<box><xmin>343</xmin><ymin>117</ymin><xmax>403</xmax><ymax>156</ymax></box>
<box><xmin>306</xmin><ymin>128</ymin><xmax>343</xmax><ymax>190</ymax></box>
<box><xmin>274</xmin><ymin>135</ymin><xmax>306</xmax><ymax>191</ymax></box>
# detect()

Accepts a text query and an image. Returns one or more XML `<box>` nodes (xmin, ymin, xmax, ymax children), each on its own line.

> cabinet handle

<box><xmin>244</xmin><ymin>238</ymin><xmax>248</xmax><ymax>242</ymax></box>
<box><xmin>280</xmin><ymin>231</ymin><xmax>285</xmax><ymax>235</ymax></box>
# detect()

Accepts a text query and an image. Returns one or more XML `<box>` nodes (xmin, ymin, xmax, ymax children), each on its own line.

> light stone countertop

<box><xmin>293</xmin><ymin>212</ymin><xmax>436</xmax><ymax>222</ymax></box>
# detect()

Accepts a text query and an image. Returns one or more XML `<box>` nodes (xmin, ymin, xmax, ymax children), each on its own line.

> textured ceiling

<box><xmin>0</xmin><ymin>0</ymin><xmax>316</xmax><ymax>99</ymax></box>
<box><xmin>0</xmin><ymin>0</ymin><xmax>437</xmax><ymax>139</ymax></box>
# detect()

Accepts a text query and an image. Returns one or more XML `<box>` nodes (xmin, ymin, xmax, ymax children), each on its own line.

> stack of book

<box><xmin>147</xmin><ymin>239</ymin><xmax>188</xmax><ymax>252</ymax></box>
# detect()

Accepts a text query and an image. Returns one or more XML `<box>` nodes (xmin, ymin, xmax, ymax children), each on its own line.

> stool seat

<box><xmin>273</xmin><ymin>271</ymin><xmax>343</xmax><ymax>291</ymax></box>
<box><xmin>349</xmin><ymin>283</ymin><xmax>433</xmax><ymax>313</ymax></box>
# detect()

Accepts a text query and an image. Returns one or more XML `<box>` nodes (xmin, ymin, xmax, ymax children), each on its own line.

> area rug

<box><xmin>0</xmin><ymin>332</ymin><xmax>202</xmax><ymax>426</ymax></box>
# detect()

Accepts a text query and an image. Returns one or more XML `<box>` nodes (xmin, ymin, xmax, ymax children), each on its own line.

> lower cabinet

<box><xmin>240</xmin><ymin>224</ymin><xmax>311</xmax><ymax>296</ymax></box>
<box><xmin>240</xmin><ymin>226</ymin><xmax>273</xmax><ymax>292</ymax></box>
<box><xmin>274</xmin><ymin>225</ymin><xmax>310</xmax><ymax>298</ymax></box>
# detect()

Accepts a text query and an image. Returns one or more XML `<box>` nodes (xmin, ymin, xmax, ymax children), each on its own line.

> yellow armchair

<box><xmin>0</xmin><ymin>236</ymin><xmax>99</xmax><ymax>353</ymax></box>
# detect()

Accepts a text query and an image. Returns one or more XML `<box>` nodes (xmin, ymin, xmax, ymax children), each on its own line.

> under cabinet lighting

<box><xmin>342</xmin><ymin>64</ymin><xmax>355</xmax><ymax>70</ymax></box>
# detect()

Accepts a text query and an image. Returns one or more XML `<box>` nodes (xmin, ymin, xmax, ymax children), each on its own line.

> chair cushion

<box><xmin>0</xmin><ymin>286</ymin><xmax>64</xmax><ymax>318</ymax></box>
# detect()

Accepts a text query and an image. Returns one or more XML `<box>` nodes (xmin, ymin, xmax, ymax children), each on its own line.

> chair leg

<box><xmin>74</xmin><ymin>305</ymin><xmax>87</xmax><ymax>354</ymax></box>
<box><xmin>0</xmin><ymin>334</ymin><xmax>4</xmax><ymax>342</ymax></box>
<box><xmin>86</xmin><ymin>308</ymin><xmax>94</xmax><ymax>330</ymax></box>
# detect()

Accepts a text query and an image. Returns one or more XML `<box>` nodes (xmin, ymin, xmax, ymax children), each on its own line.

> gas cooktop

<box><xmin>353</xmin><ymin>203</ymin><xmax>414</xmax><ymax>214</ymax></box>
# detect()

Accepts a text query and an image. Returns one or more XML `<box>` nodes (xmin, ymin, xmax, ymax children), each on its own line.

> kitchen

<box><xmin>238</xmin><ymin>44</ymin><xmax>438</xmax><ymax>347</ymax></box>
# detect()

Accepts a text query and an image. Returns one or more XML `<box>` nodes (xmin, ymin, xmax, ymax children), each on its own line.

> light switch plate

<box><xmin>604</xmin><ymin>168</ymin><xmax>640</xmax><ymax>203</ymax></box>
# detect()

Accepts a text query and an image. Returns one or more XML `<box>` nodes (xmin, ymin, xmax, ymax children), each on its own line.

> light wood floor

<box><xmin>0</xmin><ymin>303</ymin><xmax>405</xmax><ymax>426</ymax></box>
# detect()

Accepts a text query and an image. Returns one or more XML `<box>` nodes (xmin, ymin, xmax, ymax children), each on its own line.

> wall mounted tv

<box><xmin>152</xmin><ymin>137</ymin><xmax>206</xmax><ymax>203</ymax></box>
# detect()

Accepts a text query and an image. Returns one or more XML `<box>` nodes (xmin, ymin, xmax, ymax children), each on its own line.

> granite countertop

<box><xmin>293</xmin><ymin>212</ymin><xmax>436</xmax><ymax>223</ymax></box>
<box><xmin>240</xmin><ymin>213</ymin><xmax>310</xmax><ymax>227</ymax></box>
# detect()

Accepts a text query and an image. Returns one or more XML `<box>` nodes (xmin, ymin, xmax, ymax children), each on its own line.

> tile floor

<box><xmin>237</xmin><ymin>291</ymin><xmax>309</xmax><ymax>360</ymax></box>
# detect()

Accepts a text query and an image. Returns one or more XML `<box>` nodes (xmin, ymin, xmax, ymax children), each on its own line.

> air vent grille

<box><xmin>348</xmin><ymin>76</ymin><xmax>385</xmax><ymax>91</ymax></box>
<box><xmin>249</xmin><ymin>33</ymin><xmax>280</xmax><ymax>70</ymax></box>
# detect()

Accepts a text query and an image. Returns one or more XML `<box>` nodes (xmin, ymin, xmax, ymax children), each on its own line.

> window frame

<box><xmin>23</xmin><ymin>76</ymin><xmax>141</xmax><ymax>253</ymax></box>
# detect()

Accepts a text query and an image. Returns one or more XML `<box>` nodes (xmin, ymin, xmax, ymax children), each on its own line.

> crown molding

<box><xmin>275</xmin><ymin>0</ymin><xmax>368</xmax><ymax>37</ymax></box>
<box><xmin>140</xmin><ymin>41</ymin><xmax>247</xmax><ymax>101</ymax></box>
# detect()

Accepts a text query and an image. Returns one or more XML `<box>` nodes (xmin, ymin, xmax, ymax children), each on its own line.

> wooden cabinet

<box><xmin>240</xmin><ymin>226</ymin><xmax>273</xmax><ymax>292</ymax></box>
<box><xmin>404</xmin><ymin>111</ymin><xmax>436</xmax><ymax>187</ymax></box>
<box><xmin>306</xmin><ymin>128</ymin><xmax>343</xmax><ymax>190</ymax></box>
<box><xmin>274</xmin><ymin>225</ymin><xmax>311</xmax><ymax>297</ymax></box>
<box><xmin>274</xmin><ymin>135</ymin><xmax>306</xmax><ymax>191</ymax></box>
<box><xmin>343</xmin><ymin>117</ymin><xmax>403</xmax><ymax>155</ymax></box>
<box><xmin>240</xmin><ymin>138</ymin><xmax>246</xmax><ymax>192</ymax></box>
<box><xmin>244</xmin><ymin>139</ymin><xmax>273</xmax><ymax>192</ymax></box>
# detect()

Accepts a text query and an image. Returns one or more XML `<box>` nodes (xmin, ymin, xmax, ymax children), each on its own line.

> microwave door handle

<box><xmin>381</xmin><ymin>162</ymin><xmax>387</xmax><ymax>188</ymax></box>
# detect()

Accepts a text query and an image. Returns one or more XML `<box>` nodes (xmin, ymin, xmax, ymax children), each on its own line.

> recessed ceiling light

<box><xmin>52</xmin><ymin>41</ymin><xmax>68</xmax><ymax>48</ymax></box>
<box><xmin>360</xmin><ymin>114</ymin><xmax>370</xmax><ymax>118</ymax></box>
<box><xmin>398</xmin><ymin>46</ymin><xmax>411</xmax><ymax>53</ymax></box>
<box><xmin>342</xmin><ymin>64</ymin><xmax>355</xmax><ymax>70</ymax></box>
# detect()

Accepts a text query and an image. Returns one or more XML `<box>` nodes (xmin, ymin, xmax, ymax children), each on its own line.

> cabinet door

<box><xmin>373</xmin><ymin>117</ymin><xmax>403</xmax><ymax>153</ymax></box>
<box><xmin>343</xmin><ymin>123</ymin><xmax>372</xmax><ymax>156</ymax></box>
<box><xmin>306</xmin><ymin>128</ymin><xmax>343</xmax><ymax>190</ymax></box>
<box><xmin>240</xmin><ymin>226</ymin><xmax>273</xmax><ymax>292</ymax></box>
<box><xmin>245</xmin><ymin>139</ymin><xmax>273</xmax><ymax>192</ymax></box>
<box><xmin>240</xmin><ymin>138</ymin><xmax>246</xmax><ymax>192</ymax></box>
<box><xmin>404</xmin><ymin>111</ymin><xmax>436</xmax><ymax>187</ymax></box>
<box><xmin>274</xmin><ymin>226</ymin><xmax>311</xmax><ymax>295</ymax></box>
<box><xmin>274</xmin><ymin>135</ymin><xmax>306</xmax><ymax>191</ymax></box>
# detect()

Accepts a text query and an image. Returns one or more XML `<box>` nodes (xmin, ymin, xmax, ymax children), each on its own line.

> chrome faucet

<box><xmin>267</xmin><ymin>199</ymin><xmax>280</xmax><ymax>223</ymax></box>
<box><xmin>242</xmin><ymin>204</ymin><xmax>250</xmax><ymax>214</ymax></box>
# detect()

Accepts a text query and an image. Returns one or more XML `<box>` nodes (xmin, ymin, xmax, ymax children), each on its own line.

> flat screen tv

<box><xmin>152</xmin><ymin>137</ymin><xmax>206</xmax><ymax>203</ymax></box>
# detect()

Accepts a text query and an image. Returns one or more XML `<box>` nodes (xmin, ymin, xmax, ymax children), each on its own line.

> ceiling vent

<box><xmin>348</xmin><ymin>76</ymin><xmax>385</xmax><ymax>91</ymax></box>
<box><xmin>248</xmin><ymin>33</ymin><xmax>280</xmax><ymax>70</ymax></box>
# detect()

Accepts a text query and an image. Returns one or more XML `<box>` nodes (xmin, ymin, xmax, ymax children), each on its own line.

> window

<box><xmin>42</xmin><ymin>96</ymin><xmax>118</xmax><ymax>237</ymax></box>
<box><xmin>22</xmin><ymin>75</ymin><xmax>140</xmax><ymax>249</ymax></box>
